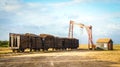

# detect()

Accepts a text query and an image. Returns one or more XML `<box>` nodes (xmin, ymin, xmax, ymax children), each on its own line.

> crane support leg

<box><xmin>68</xmin><ymin>21</ymin><xmax>74</xmax><ymax>38</ymax></box>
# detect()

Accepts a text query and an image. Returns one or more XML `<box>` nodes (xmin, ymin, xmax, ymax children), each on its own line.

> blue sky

<box><xmin>0</xmin><ymin>0</ymin><xmax>120</xmax><ymax>44</ymax></box>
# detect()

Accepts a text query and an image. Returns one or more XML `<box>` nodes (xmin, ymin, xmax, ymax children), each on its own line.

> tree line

<box><xmin>0</xmin><ymin>40</ymin><xmax>9</xmax><ymax>47</ymax></box>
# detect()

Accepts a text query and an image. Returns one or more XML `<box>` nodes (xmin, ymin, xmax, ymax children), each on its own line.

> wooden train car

<box><xmin>54</xmin><ymin>37</ymin><xmax>64</xmax><ymax>50</ymax></box>
<box><xmin>9</xmin><ymin>33</ymin><xmax>28</xmax><ymax>52</ymax></box>
<box><xmin>40</xmin><ymin>34</ymin><xmax>55</xmax><ymax>51</ymax></box>
<box><xmin>9</xmin><ymin>33</ymin><xmax>79</xmax><ymax>52</ymax></box>
<box><xmin>24</xmin><ymin>33</ymin><xmax>43</xmax><ymax>51</ymax></box>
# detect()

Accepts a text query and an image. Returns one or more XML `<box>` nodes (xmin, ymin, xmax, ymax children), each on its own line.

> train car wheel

<box><xmin>34</xmin><ymin>49</ymin><xmax>37</xmax><ymax>52</ymax></box>
<box><xmin>46</xmin><ymin>49</ymin><xmax>48</xmax><ymax>51</ymax></box>
<box><xmin>17</xmin><ymin>49</ymin><xmax>20</xmax><ymax>52</ymax></box>
<box><xmin>30</xmin><ymin>49</ymin><xmax>32</xmax><ymax>52</ymax></box>
<box><xmin>38</xmin><ymin>49</ymin><xmax>40</xmax><ymax>51</ymax></box>
<box><xmin>21</xmin><ymin>49</ymin><xmax>25</xmax><ymax>52</ymax></box>
<box><xmin>12</xmin><ymin>49</ymin><xmax>16</xmax><ymax>52</ymax></box>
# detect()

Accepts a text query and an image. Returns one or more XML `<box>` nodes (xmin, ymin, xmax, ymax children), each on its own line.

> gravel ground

<box><xmin>0</xmin><ymin>50</ymin><xmax>120</xmax><ymax>67</ymax></box>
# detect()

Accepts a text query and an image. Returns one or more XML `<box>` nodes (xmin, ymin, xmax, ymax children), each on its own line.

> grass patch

<box><xmin>0</xmin><ymin>41</ymin><xmax>9</xmax><ymax>47</ymax></box>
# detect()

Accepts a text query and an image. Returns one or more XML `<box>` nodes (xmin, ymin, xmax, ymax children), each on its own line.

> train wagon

<box><xmin>29</xmin><ymin>36</ymin><xmax>42</xmax><ymax>51</ymax></box>
<box><xmin>75</xmin><ymin>38</ymin><xmax>79</xmax><ymax>48</ymax></box>
<box><xmin>40</xmin><ymin>34</ymin><xmax>55</xmax><ymax>51</ymax></box>
<box><xmin>60</xmin><ymin>38</ymin><xmax>69</xmax><ymax>50</ymax></box>
<box><xmin>54</xmin><ymin>37</ymin><xmax>64</xmax><ymax>50</ymax></box>
<box><xmin>9</xmin><ymin>33</ymin><xmax>79</xmax><ymax>52</ymax></box>
<box><xmin>9</xmin><ymin>33</ymin><xmax>28</xmax><ymax>52</ymax></box>
<box><xmin>54</xmin><ymin>37</ymin><xmax>79</xmax><ymax>50</ymax></box>
<box><xmin>70</xmin><ymin>38</ymin><xmax>79</xmax><ymax>49</ymax></box>
<box><xmin>60</xmin><ymin>38</ymin><xmax>79</xmax><ymax>50</ymax></box>
<box><xmin>25</xmin><ymin>33</ymin><xmax>43</xmax><ymax>51</ymax></box>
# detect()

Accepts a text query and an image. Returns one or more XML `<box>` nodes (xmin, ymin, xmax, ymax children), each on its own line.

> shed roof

<box><xmin>96</xmin><ymin>38</ymin><xmax>112</xmax><ymax>43</ymax></box>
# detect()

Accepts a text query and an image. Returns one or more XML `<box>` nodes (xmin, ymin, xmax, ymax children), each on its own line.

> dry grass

<box><xmin>79</xmin><ymin>44</ymin><xmax>88</xmax><ymax>49</ymax></box>
<box><xmin>0</xmin><ymin>45</ymin><xmax>120</xmax><ymax>67</ymax></box>
<box><xmin>0</xmin><ymin>47</ymin><xmax>12</xmax><ymax>54</ymax></box>
<box><xmin>113</xmin><ymin>44</ymin><xmax>120</xmax><ymax>50</ymax></box>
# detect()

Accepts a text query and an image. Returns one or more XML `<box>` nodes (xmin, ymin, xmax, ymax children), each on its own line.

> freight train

<box><xmin>9</xmin><ymin>33</ymin><xmax>79</xmax><ymax>52</ymax></box>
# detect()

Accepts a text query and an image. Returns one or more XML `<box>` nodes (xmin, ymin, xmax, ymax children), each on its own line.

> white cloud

<box><xmin>0</xmin><ymin>0</ymin><xmax>120</xmax><ymax>43</ymax></box>
<box><xmin>73</xmin><ymin>0</ymin><xmax>120</xmax><ymax>3</ymax></box>
<box><xmin>107</xmin><ymin>24</ymin><xmax>120</xmax><ymax>31</ymax></box>
<box><xmin>27</xmin><ymin>2</ymin><xmax>42</xmax><ymax>7</ymax></box>
<box><xmin>94</xmin><ymin>28</ymin><xmax>109</xmax><ymax>36</ymax></box>
<box><xmin>3</xmin><ymin>5</ymin><xmax>21</xmax><ymax>12</ymax></box>
<box><xmin>0</xmin><ymin>0</ymin><xmax>22</xmax><ymax>12</ymax></box>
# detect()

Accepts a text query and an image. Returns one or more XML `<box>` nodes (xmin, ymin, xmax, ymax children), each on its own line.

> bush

<box><xmin>0</xmin><ymin>40</ymin><xmax>9</xmax><ymax>47</ymax></box>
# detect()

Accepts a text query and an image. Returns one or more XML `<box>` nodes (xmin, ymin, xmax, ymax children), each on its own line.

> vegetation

<box><xmin>0</xmin><ymin>40</ymin><xmax>9</xmax><ymax>47</ymax></box>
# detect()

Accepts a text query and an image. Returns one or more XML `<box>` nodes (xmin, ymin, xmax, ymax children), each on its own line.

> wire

<box><xmin>79</xmin><ymin>28</ymin><xmax>83</xmax><ymax>35</ymax></box>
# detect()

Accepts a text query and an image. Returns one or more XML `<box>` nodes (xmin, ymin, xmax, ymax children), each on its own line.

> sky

<box><xmin>0</xmin><ymin>0</ymin><xmax>120</xmax><ymax>44</ymax></box>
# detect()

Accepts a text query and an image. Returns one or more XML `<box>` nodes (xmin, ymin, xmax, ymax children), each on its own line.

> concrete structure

<box><xmin>96</xmin><ymin>38</ymin><xmax>113</xmax><ymax>50</ymax></box>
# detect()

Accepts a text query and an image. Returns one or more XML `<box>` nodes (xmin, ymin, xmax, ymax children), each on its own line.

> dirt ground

<box><xmin>0</xmin><ymin>49</ymin><xmax>120</xmax><ymax>67</ymax></box>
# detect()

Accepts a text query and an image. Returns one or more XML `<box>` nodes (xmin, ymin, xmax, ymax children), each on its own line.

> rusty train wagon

<box><xmin>40</xmin><ymin>34</ymin><xmax>55</xmax><ymax>51</ymax></box>
<box><xmin>9</xmin><ymin>33</ymin><xmax>29</xmax><ymax>52</ymax></box>
<box><xmin>31</xmin><ymin>36</ymin><xmax>43</xmax><ymax>51</ymax></box>
<box><xmin>60</xmin><ymin>38</ymin><xmax>69</xmax><ymax>50</ymax></box>
<box><xmin>71</xmin><ymin>38</ymin><xmax>79</xmax><ymax>49</ymax></box>
<box><xmin>54</xmin><ymin>37</ymin><xmax>64</xmax><ymax>50</ymax></box>
<box><xmin>60</xmin><ymin>38</ymin><xmax>79</xmax><ymax>50</ymax></box>
<box><xmin>9</xmin><ymin>33</ymin><xmax>79</xmax><ymax>52</ymax></box>
<box><xmin>25</xmin><ymin>33</ymin><xmax>43</xmax><ymax>51</ymax></box>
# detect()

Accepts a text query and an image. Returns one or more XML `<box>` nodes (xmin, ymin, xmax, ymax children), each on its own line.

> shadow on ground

<box><xmin>0</xmin><ymin>56</ymin><xmax>120</xmax><ymax>67</ymax></box>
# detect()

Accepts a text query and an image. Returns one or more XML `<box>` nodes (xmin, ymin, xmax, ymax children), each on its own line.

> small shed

<box><xmin>96</xmin><ymin>38</ymin><xmax>113</xmax><ymax>50</ymax></box>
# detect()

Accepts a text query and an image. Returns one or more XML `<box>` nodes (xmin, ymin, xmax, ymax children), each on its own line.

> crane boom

<box><xmin>68</xmin><ymin>20</ymin><xmax>95</xmax><ymax>50</ymax></box>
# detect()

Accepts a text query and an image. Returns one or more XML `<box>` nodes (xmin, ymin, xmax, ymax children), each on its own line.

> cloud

<box><xmin>3</xmin><ymin>4</ymin><xmax>21</xmax><ymax>12</ymax></box>
<box><xmin>0</xmin><ymin>0</ymin><xmax>22</xmax><ymax>12</ymax></box>
<box><xmin>0</xmin><ymin>0</ymin><xmax>120</xmax><ymax>44</ymax></box>
<box><xmin>0</xmin><ymin>0</ymin><xmax>70</xmax><ymax>39</ymax></box>
<box><xmin>73</xmin><ymin>0</ymin><xmax>120</xmax><ymax>3</ymax></box>
<box><xmin>107</xmin><ymin>24</ymin><xmax>120</xmax><ymax>31</ymax></box>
